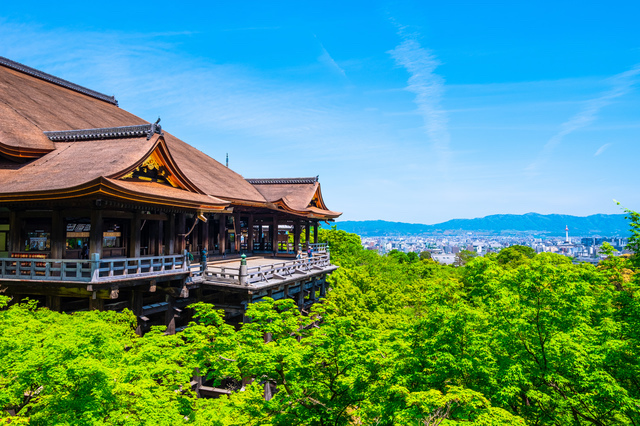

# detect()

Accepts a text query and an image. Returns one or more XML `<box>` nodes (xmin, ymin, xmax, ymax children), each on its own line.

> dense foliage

<box><xmin>1</xmin><ymin>223</ymin><xmax>640</xmax><ymax>425</ymax></box>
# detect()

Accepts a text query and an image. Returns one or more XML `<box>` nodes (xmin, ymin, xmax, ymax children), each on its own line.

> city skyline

<box><xmin>1</xmin><ymin>1</ymin><xmax>639</xmax><ymax>223</ymax></box>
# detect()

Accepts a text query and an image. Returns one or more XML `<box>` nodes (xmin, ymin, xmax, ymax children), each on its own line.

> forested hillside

<box><xmin>1</xmin><ymin>220</ymin><xmax>640</xmax><ymax>424</ymax></box>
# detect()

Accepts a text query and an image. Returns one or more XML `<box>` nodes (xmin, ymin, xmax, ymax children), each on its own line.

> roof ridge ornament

<box><xmin>44</xmin><ymin>122</ymin><xmax>164</xmax><ymax>142</ymax></box>
<box><xmin>0</xmin><ymin>56</ymin><xmax>118</xmax><ymax>106</ymax></box>
<box><xmin>246</xmin><ymin>177</ymin><xmax>319</xmax><ymax>185</ymax></box>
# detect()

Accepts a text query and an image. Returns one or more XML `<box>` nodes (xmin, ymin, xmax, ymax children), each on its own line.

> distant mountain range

<box><xmin>333</xmin><ymin>213</ymin><xmax>630</xmax><ymax>237</ymax></box>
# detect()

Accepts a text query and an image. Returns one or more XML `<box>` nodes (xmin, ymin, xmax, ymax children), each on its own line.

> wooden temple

<box><xmin>0</xmin><ymin>56</ymin><xmax>341</xmax><ymax>333</ymax></box>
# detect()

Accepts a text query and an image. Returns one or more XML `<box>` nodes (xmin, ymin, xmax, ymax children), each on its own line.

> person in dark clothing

<box><xmin>200</xmin><ymin>246</ymin><xmax>208</xmax><ymax>272</ymax></box>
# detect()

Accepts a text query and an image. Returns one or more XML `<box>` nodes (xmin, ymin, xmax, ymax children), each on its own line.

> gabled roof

<box><xmin>0</xmin><ymin>135</ymin><xmax>160</xmax><ymax>193</ymax></box>
<box><xmin>248</xmin><ymin>177</ymin><xmax>341</xmax><ymax>219</ymax></box>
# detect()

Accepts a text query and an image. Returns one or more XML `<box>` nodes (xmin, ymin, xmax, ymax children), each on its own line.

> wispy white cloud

<box><xmin>312</xmin><ymin>34</ymin><xmax>348</xmax><ymax>81</ymax></box>
<box><xmin>388</xmin><ymin>32</ymin><xmax>451</xmax><ymax>172</ymax></box>
<box><xmin>526</xmin><ymin>64</ymin><xmax>640</xmax><ymax>173</ymax></box>
<box><xmin>318</xmin><ymin>44</ymin><xmax>347</xmax><ymax>78</ymax></box>
<box><xmin>594</xmin><ymin>143</ymin><xmax>612</xmax><ymax>156</ymax></box>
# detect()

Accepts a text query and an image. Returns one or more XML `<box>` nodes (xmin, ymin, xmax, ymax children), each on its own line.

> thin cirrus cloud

<box><xmin>316</xmin><ymin>39</ymin><xmax>348</xmax><ymax>79</ymax></box>
<box><xmin>388</xmin><ymin>33</ymin><xmax>451</xmax><ymax>173</ymax></box>
<box><xmin>526</xmin><ymin>64</ymin><xmax>640</xmax><ymax>174</ymax></box>
<box><xmin>594</xmin><ymin>143</ymin><xmax>612</xmax><ymax>156</ymax></box>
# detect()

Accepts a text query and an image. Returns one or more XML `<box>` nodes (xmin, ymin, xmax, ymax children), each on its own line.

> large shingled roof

<box><xmin>0</xmin><ymin>57</ymin><xmax>340</xmax><ymax>219</ymax></box>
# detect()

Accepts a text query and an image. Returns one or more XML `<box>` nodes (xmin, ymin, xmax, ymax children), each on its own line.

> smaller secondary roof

<box><xmin>248</xmin><ymin>177</ymin><xmax>341</xmax><ymax>219</ymax></box>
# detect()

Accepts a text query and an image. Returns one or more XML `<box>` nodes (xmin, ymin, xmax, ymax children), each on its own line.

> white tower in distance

<box><xmin>565</xmin><ymin>225</ymin><xmax>569</xmax><ymax>243</ymax></box>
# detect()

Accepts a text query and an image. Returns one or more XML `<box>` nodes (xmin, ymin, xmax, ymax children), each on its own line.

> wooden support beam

<box><xmin>8</xmin><ymin>210</ymin><xmax>21</xmax><ymax>253</ymax></box>
<box><xmin>314</xmin><ymin>221</ymin><xmax>318</xmax><ymax>244</ymax></box>
<box><xmin>191</xmin><ymin>216</ymin><xmax>199</xmax><ymax>253</ymax></box>
<box><xmin>272</xmin><ymin>216</ymin><xmax>279</xmax><ymax>255</ymax></box>
<box><xmin>234</xmin><ymin>213</ymin><xmax>241</xmax><ymax>253</ymax></box>
<box><xmin>165</xmin><ymin>293</ymin><xmax>176</xmax><ymax>335</ymax></box>
<box><xmin>130</xmin><ymin>288</ymin><xmax>144</xmax><ymax>336</ymax></box>
<box><xmin>293</xmin><ymin>220</ymin><xmax>300</xmax><ymax>254</ymax></box>
<box><xmin>201</xmin><ymin>218</ymin><xmax>209</xmax><ymax>250</ymax></box>
<box><xmin>149</xmin><ymin>220</ymin><xmax>159</xmax><ymax>256</ymax></box>
<box><xmin>89</xmin><ymin>296</ymin><xmax>104</xmax><ymax>311</ymax></box>
<box><xmin>297</xmin><ymin>287</ymin><xmax>304</xmax><ymax>307</ymax></box>
<box><xmin>129</xmin><ymin>210</ymin><xmax>142</xmax><ymax>258</ymax></box>
<box><xmin>51</xmin><ymin>210</ymin><xmax>64</xmax><ymax>259</ymax></box>
<box><xmin>247</xmin><ymin>214</ymin><xmax>254</xmax><ymax>253</ymax></box>
<box><xmin>176</xmin><ymin>213</ymin><xmax>186</xmax><ymax>254</ymax></box>
<box><xmin>46</xmin><ymin>295</ymin><xmax>61</xmax><ymax>312</ymax></box>
<box><xmin>7</xmin><ymin>285</ymin><xmax>109</xmax><ymax>299</ymax></box>
<box><xmin>310</xmin><ymin>278</ymin><xmax>316</xmax><ymax>301</ymax></box>
<box><xmin>157</xmin><ymin>220</ymin><xmax>164</xmax><ymax>255</ymax></box>
<box><xmin>164</xmin><ymin>213</ymin><xmax>175</xmax><ymax>255</ymax></box>
<box><xmin>218</xmin><ymin>217</ymin><xmax>226</xmax><ymax>255</ymax></box>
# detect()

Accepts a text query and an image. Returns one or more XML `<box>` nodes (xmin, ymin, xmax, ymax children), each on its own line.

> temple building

<box><xmin>0</xmin><ymin>56</ymin><xmax>340</xmax><ymax>333</ymax></box>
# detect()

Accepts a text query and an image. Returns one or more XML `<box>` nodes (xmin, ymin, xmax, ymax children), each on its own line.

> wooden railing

<box><xmin>0</xmin><ymin>253</ymin><xmax>188</xmax><ymax>283</ymax></box>
<box><xmin>198</xmin><ymin>253</ymin><xmax>332</xmax><ymax>286</ymax></box>
<box><xmin>245</xmin><ymin>253</ymin><xmax>331</xmax><ymax>285</ymax></box>
<box><xmin>96</xmin><ymin>255</ymin><xmax>186</xmax><ymax>279</ymax></box>
<box><xmin>309</xmin><ymin>243</ymin><xmax>328</xmax><ymax>253</ymax></box>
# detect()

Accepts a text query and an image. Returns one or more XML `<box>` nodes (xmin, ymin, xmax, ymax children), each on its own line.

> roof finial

<box><xmin>148</xmin><ymin>117</ymin><xmax>162</xmax><ymax>139</ymax></box>
<box><xmin>226</xmin><ymin>153</ymin><xmax>229</xmax><ymax>168</ymax></box>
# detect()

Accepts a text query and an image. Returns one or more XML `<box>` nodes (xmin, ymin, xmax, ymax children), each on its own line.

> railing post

<box><xmin>183</xmin><ymin>249</ymin><xmax>189</xmax><ymax>271</ymax></box>
<box><xmin>239</xmin><ymin>254</ymin><xmax>248</xmax><ymax>286</ymax></box>
<box><xmin>90</xmin><ymin>253</ymin><xmax>100</xmax><ymax>282</ymax></box>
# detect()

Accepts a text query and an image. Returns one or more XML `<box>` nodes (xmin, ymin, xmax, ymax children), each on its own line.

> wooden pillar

<box><xmin>46</xmin><ymin>295</ymin><xmax>61</xmax><ymax>312</ymax></box>
<box><xmin>164</xmin><ymin>213</ymin><xmax>175</xmax><ymax>255</ymax></box>
<box><xmin>297</xmin><ymin>286</ymin><xmax>305</xmax><ymax>308</ymax></box>
<box><xmin>305</xmin><ymin>220</ymin><xmax>311</xmax><ymax>249</ymax></box>
<box><xmin>208</xmin><ymin>217</ymin><xmax>215</xmax><ymax>251</ymax></box>
<box><xmin>176</xmin><ymin>213</ymin><xmax>186</xmax><ymax>254</ymax></box>
<box><xmin>89</xmin><ymin>295</ymin><xmax>104</xmax><ymax>311</ymax></box>
<box><xmin>234</xmin><ymin>213</ymin><xmax>241</xmax><ymax>253</ymax></box>
<box><xmin>129</xmin><ymin>210</ymin><xmax>142</xmax><ymax>258</ymax></box>
<box><xmin>157</xmin><ymin>220</ymin><xmax>164</xmax><ymax>255</ymax></box>
<box><xmin>247</xmin><ymin>215</ymin><xmax>254</xmax><ymax>253</ymax></box>
<box><xmin>8</xmin><ymin>210</ymin><xmax>21</xmax><ymax>253</ymax></box>
<box><xmin>218</xmin><ymin>216</ymin><xmax>226</xmax><ymax>254</ymax></box>
<box><xmin>293</xmin><ymin>220</ymin><xmax>301</xmax><ymax>254</ymax></box>
<box><xmin>130</xmin><ymin>288</ymin><xmax>144</xmax><ymax>336</ymax></box>
<box><xmin>165</xmin><ymin>293</ymin><xmax>176</xmax><ymax>335</ymax></box>
<box><xmin>314</xmin><ymin>221</ymin><xmax>319</xmax><ymax>244</ymax></box>
<box><xmin>272</xmin><ymin>216</ymin><xmax>279</xmax><ymax>255</ymax></box>
<box><xmin>310</xmin><ymin>278</ymin><xmax>316</xmax><ymax>301</ymax></box>
<box><xmin>89</xmin><ymin>209</ymin><xmax>103</xmax><ymax>258</ymax></box>
<box><xmin>201</xmin><ymin>218</ymin><xmax>209</xmax><ymax>250</ymax></box>
<box><xmin>149</xmin><ymin>220</ymin><xmax>159</xmax><ymax>256</ymax></box>
<box><xmin>190</xmin><ymin>216</ymin><xmax>198</xmax><ymax>253</ymax></box>
<box><xmin>50</xmin><ymin>210</ymin><xmax>65</xmax><ymax>259</ymax></box>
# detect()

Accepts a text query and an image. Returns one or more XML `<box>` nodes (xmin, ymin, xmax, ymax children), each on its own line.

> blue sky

<box><xmin>1</xmin><ymin>1</ymin><xmax>639</xmax><ymax>223</ymax></box>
